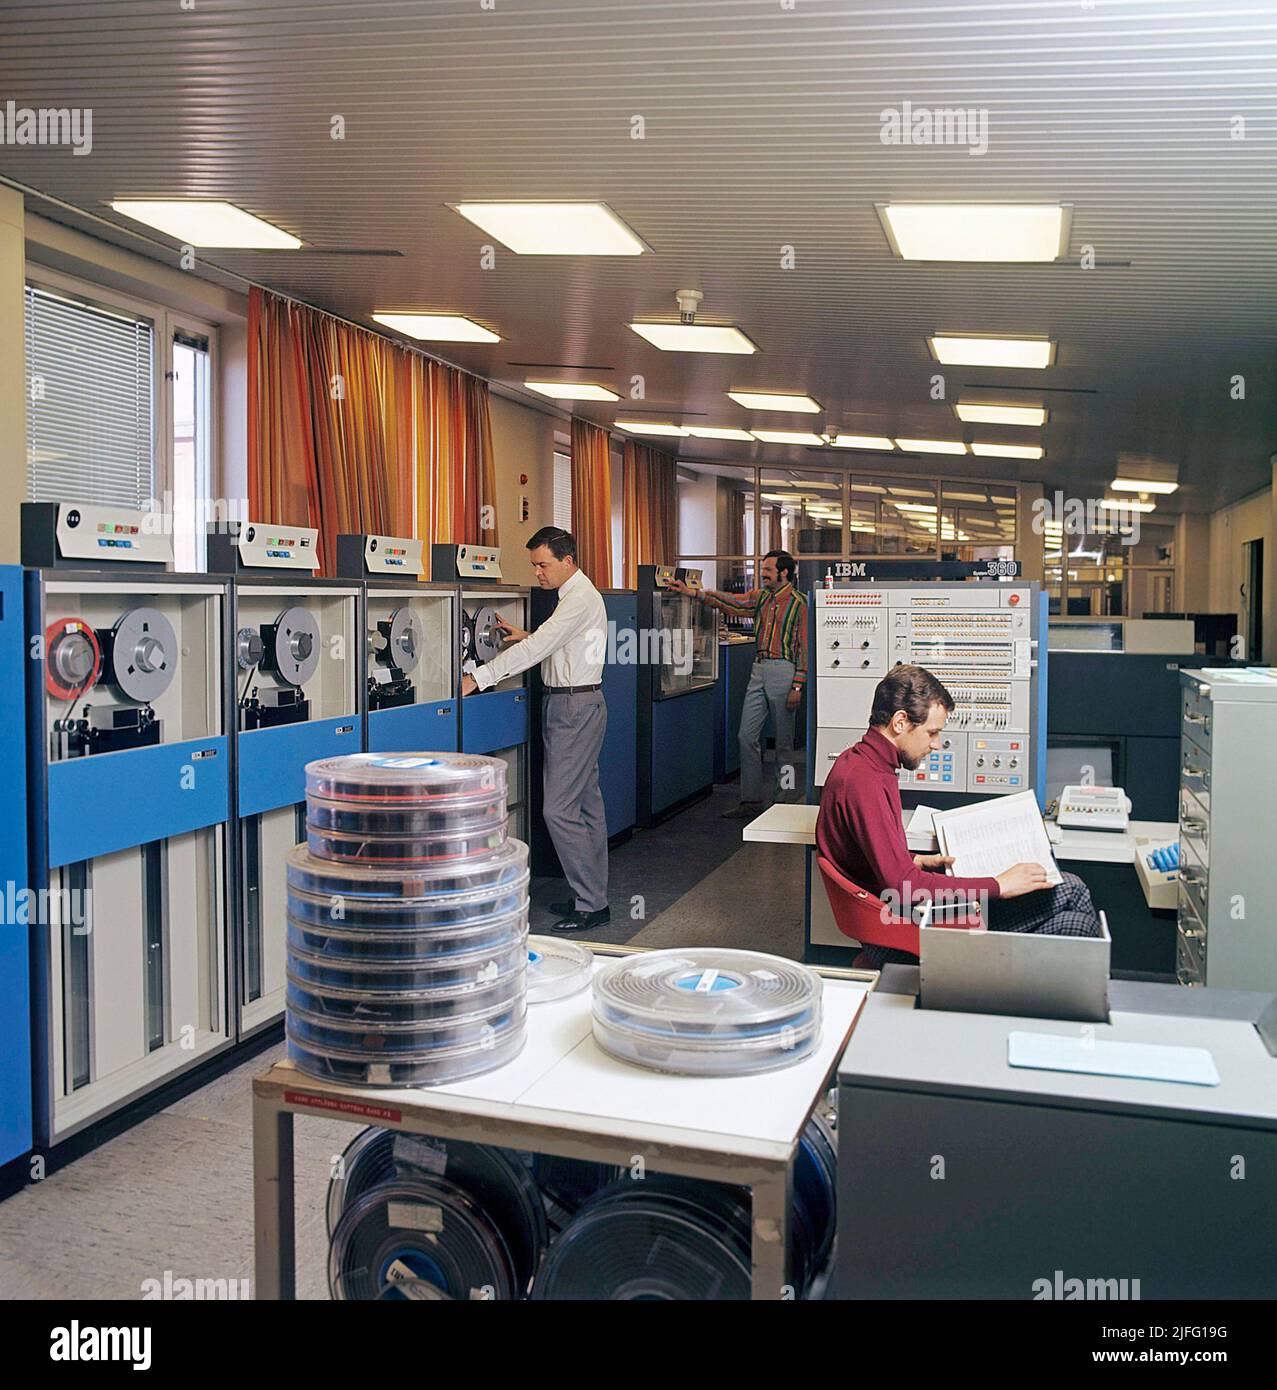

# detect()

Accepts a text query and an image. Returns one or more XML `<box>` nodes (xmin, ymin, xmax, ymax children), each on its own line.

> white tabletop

<box><xmin>742</xmin><ymin>802</ymin><xmax>940</xmax><ymax>853</ymax></box>
<box><xmin>274</xmin><ymin>963</ymin><xmax>870</xmax><ymax>1158</ymax></box>
<box><xmin>743</xmin><ymin>802</ymin><xmax>1181</xmax><ymax>868</ymax></box>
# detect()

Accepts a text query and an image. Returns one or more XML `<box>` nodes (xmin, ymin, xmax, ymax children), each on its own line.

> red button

<box><xmin>1010</xmin><ymin>742</ymin><xmax>1020</xmax><ymax>749</ymax></box>
<box><xmin>975</xmin><ymin>775</ymin><xmax>985</xmax><ymax>783</ymax></box>
<box><xmin>1009</xmin><ymin>593</ymin><xmax>1021</xmax><ymax>605</ymax></box>
<box><xmin>916</xmin><ymin>773</ymin><xmax>926</xmax><ymax>780</ymax></box>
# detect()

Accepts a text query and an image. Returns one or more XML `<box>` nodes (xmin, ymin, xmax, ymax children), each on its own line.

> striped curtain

<box><xmin>249</xmin><ymin>287</ymin><xmax>495</xmax><ymax>575</ymax></box>
<box><xmin>621</xmin><ymin>439</ymin><xmax>677</xmax><ymax>587</ymax></box>
<box><xmin>570</xmin><ymin>418</ymin><xmax>614</xmax><ymax>586</ymax></box>
<box><xmin>415</xmin><ymin>357</ymin><xmax>498</xmax><ymax>561</ymax></box>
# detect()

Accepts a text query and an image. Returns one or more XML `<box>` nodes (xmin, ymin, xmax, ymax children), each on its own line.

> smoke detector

<box><xmin>675</xmin><ymin>289</ymin><xmax>704</xmax><ymax>324</ymax></box>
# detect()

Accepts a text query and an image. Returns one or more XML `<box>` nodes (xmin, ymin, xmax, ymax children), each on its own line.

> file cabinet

<box><xmin>1177</xmin><ymin>668</ymin><xmax>1277</xmax><ymax>990</ymax></box>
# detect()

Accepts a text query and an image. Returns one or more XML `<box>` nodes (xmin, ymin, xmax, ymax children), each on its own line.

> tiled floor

<box><xmin>0</xmin><ymin>778</ymin><xmax>811</xmax><ymax>1299</ymax></box>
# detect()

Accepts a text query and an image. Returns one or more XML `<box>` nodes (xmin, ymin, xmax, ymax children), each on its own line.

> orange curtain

<box><xmin>621</xmin><ymin>439</ymin><xmax>677</xmax><ymax>587</ymax></box>
<box><xmin>249</xmin><ymin>286</ymin><xmax>495</xmax><ymax>575</ymax></box>
<box><xmin>570</xmin><ymin>418</ymin><xmax>614</xmax><ymax>586</ymax></box>
<box><xmin>415</xmin><ymin>358</ymin><xmax>498</xmax><ymax>556</ymax></box>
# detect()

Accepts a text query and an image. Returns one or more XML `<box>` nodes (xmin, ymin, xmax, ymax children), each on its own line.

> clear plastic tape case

<box><xmin>287</xmin><ymin>838</ymin><xmax>528</xmax><ymax>903</ymax></box>
<box><xmin>288</xmin><ymin>1023</ymin><xmax>527</xmax><ymax>1089</ymax></box>
<box><xmin>526</xmin><ymin>936</ymin><xmax>594</xmax><ymax>1004</ymax></box>
<box><xmin>305</xmin><ymin>752</ymin><xmax>507</xmax><ymax>806</ymax></box>
<box><xmin>590</xmin><ymin>948</ymin><xmax>823</xmax><ymax>1076</ymax></box>
<box><xmin>287</xmin><ymin>931</ymin><xmax>529</xmax><ymax>995</ymax></box>
<box><xmin>306</xmin><ymin>819</ymin><xmax>509</xmax><ymax>865</ymax></box>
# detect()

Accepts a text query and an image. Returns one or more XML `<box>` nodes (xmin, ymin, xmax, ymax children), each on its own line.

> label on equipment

<box><xmin>385</xmin><ymin>1261</ymin><xmax>440</xmax><ymax>1298</ymax></box>
<box><xmin>388</xmin><ymin>1201</ymin><xmax>444</xmax><ymax>1233</ymax></box>
<box><xmin>694</xmin><ymin>969</ymin><xmax>720</xmax><ymax>993</ymax></box>
<box><xmin>393</xmin><ymin>1133</ymin><xmax>449</xmax><ymax>1175</ymax></box>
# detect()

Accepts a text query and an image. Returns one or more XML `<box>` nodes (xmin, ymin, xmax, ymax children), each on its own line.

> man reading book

<box><xmin>816</xmin><ymin>664</ymin><xmax>1102</xmax><ymax>967</ymax></box>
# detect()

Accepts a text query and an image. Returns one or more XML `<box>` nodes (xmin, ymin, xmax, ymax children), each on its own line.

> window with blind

<box><xmin>25</xmin><ymin>283</ymin><xmax>156</xmax><ymax>509</ymax></box>
<box><xmin>553</xmin><ymin>450</ymin><xmax>572</xmax><ymax>532</ymax></box>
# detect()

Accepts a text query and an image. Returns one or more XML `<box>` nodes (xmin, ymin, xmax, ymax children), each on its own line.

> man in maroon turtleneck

<box><xmin>816</xmin><ymin>665</ymin><xmax>1101</xmax><ymax>963</ymax></box>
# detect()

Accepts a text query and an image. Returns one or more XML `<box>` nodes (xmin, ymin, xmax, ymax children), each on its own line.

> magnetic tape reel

<box><xmin>371</xmin><ymin>606</ymin><xmax>424</xmax><ymax>675</ymax></box>
<box><xmin>261</xmin><ymin>605</ymin><xmax>321</xmax><ymax>686</ymax></box>
<box><xmin>461</xmin><ymin>605</ymin><xmax>504</xmax><ymax>667</ymax></box>
<box><xmin>45</xmin><ymin>607</ymin><xmax>177</xmax><ymax>705</ymax></box>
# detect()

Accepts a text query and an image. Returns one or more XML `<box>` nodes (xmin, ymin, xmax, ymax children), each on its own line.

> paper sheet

<box><xmin>907</xmin><ymin>804</ymin><xmax>941</xmax><ymax>837</ymax></box>
<box><xmin>934</xmin><ymin>790</ymin><xmax>1063</xmax><ymax>884</ymax></box>
<box><xmin>1008</xmin><ymin>1031</ymin><xmax>1221</xmax><ymax>1087</ymax></box>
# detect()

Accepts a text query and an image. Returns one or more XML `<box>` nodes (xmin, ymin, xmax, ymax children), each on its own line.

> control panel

<box><xmin>455</xmin><ymin>545</ymin><xmax>503</xmax><ymax>581</ymax></box>
<box><xmin>235</xmin><ymin>522</ymin><xmax>318</xmax><ymax>571</ymax></box>
<box><xmin>362</xmin><ymin>534</ymin><xmax>424</xmax><ymax>577</ymax></box>
<box><xmin>814</xmin><ymin>582</ymin><xmax>1042</xmax><ymax>798</ymax></box>
<box><xmin>52</xmin><ymin>503</ymin><xmax>172</xmax><ymax>566</ymax></box>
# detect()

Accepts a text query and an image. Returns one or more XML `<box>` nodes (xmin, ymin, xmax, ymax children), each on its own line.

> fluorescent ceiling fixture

<box><xmin>879</xmin><ymin>204</ymin><xmax>1068</xmax><ymax>263</ymax></box>
<box><xmin>944</xmin><ymin>490</ymin><xmax>990</xmax><ymax>502</ymax></box>
<box><xmin>629</xmin><ymin>323</ymin><xmax>756</xmax><ymax>354</ymax></box>
<box><xmin>750</xmin><ymin>430</ymin><xmax>825</xmax><ymax>446</ymax></box>
<box><xmin>929</xmin><ymin>335</ymin><xmax>1055</xmax><ymax>370</ymax></box>
<box><xmin>889</xmin><ymin>486</ymin><xmax>935</xmax><ymax>497</ymax></box>
<box><xmin>372</xmin><ymin>312</ymin><xmax>499</xmax><ymax>343</ymax></box>
<box><xmin>1111</xmin><ymin>477</ymin><xmax>1179</xmax><ymax>494</ymax></box>
<box><xmin>831</xmin><ymin>434</ymin><xmax>895</xmax><ymax>450</ymax></box>
<box><xmin>451</xmin><ymin>202</ymin><xmax>645</xmax><ymax>255</ymax></box>
<box><xmin>1098</xmin><ymin>497</ymin><xmax>1157</xmax><ymax>513</ymax></box>
<box><xmin>524</xmin><ymin>381</ymin><xmax>619</xmax><ymax>402</ymax></box>
<box><xmin>971</xmin><ymin>442</ymin><xmax>1045</xmax><ymax>460</ymax></box>
<box><xmin>955</xmin><ymin>403</ymin><xmax>1047</xmax><ymax>427</ymax></box>
<box><xmin>850</xmin><ymin>483</ymin><xmax>887</xmax><ymax>494</ymax></box>
<box><xmin>728</xmin><ymin>391</ymin><xmax>821</xmax><ymax>413</ymax></box>
<box><xmin>108</xmin><ymin>200</ymin><xmax>301</xmax><ymax>248</ymax></box>
<box><xmin>686</xmin><ymin>426</ymin><xmax>754</xmax><ymax>441</ymax></box>
<box><xmin>895</xmin><ymin>438</ymin><xmax>968</xmax><ymax>455</ymax></box>
<box><xmin>614</xmin><ymin>420</ymin><xmax>689</xmax><ymax>437</ymax></box>
<box><xmin>761</xmin><ymin>478</ymin><xmax>838</xmax><ymax>488</ymax></box>
<box><xmin>894</xmin><ymin>503</ymin><xmax>939</xmax><ymax>514</ymax></box>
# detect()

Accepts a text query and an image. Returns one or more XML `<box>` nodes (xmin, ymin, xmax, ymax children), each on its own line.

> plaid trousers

<box><xmin>860</xmin><ymin>870</ymin><xmax>1102</xmax><ymax>969</ymax></box>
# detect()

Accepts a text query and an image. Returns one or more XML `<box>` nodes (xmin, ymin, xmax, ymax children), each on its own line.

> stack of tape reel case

<box><xmin>285</xmin><ymin>752</ymin><xmax>531</xmax><ymax>1086</ymax></box>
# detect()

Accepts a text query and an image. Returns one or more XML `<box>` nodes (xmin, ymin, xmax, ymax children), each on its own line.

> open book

<box><xmin>932</xmin><ymin>790</ymin><xmax>1063</xmax><ymax>885</ymax></box>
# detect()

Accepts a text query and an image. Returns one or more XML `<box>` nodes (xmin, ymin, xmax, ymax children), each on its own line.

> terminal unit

<box><xmin>23</xmin><ymin>503</ymin><xmax>233</xmax><ymax>1144</ymax></box>
<box><xmin>1178</xmin><ymin>667</ymin><xmax>1277</xmax><ymax>991</ymax></box>
<box><xmin>813</xmin><ymin>581</ymin><xmax>1046</xmax><ymax>805</ymax></box>
<box><xmin>636</xmin><ymin>565</ymin><xmax>720</xmax><ymax>826</ymax></box>
<box><xmin>336</xmin><ymin>533</ymin><xmax>458</xmax><ymax>755</ymax></box>
<box><xmin>431</xmin><ymin>544</ymin><xmax>530</xmax><ymax>841</ymax></box>
<box><xmin>210</xmin><ymin>521</ymin><xmax>361</xmax><ymax>1035</ymax></box>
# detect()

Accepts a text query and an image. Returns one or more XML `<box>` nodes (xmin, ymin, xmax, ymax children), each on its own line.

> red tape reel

<box><xmin>45</xmin><ymin>617</ymin><xmax>101</xmax><ymax>701</ymax></box>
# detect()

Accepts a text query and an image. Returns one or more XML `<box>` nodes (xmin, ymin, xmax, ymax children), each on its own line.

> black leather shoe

<box><xmin>547</xmin><ymin>899</ymin><xmax>575</xmax><ymax>917</ymax></box>
<box><xmin>550</xmin><ymin>907</ymin><xmax>611</xmax><ymax>933</ymax></box>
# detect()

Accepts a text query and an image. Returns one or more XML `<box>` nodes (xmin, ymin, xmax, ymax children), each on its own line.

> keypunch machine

<box><xmin>336</xmin><ymin>533</ymin><xmax>458</xmax><ymax>755</ymax></box>
<box><xmin>431</xmin><ymin>544</ymin><xmax>530</xmax><ymax>840</ymax></box>
<box><xmin>22</xmin><ymin>502</ymin><xmax>234</xmax><ymax>1145</ymax></box>
<box><xmin>208</xmin><ymin>521</ymin><xmax>361</xmax><ymax>1035</ymax></box>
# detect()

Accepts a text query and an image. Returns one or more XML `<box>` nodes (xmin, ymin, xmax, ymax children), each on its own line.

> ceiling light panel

<box><xmin>831</xmin><ymin>435</ymin><xmax>896</xmax><ymax>450</ymax></box>
<box><xmin>929</xmin><ymin>335</ymin><xmax>1056</xmax><ymax>369</ymax></box>
<box><xmin>895</xmin><ymin>438</ymin><xmax>968</xmax><ymax>455</ymax></box>
<box><xmin>955</xmin><ymin>403</ymin><xmax>1047</xmax><ymax>427</ymax></box>
<box><xmin>686</xmin><ymin>426</ymin><xmax>754</xmax><ymax>441</ymax></box>
<box><xmin>879</xmin><ymin>204</ymin><xmax>1068</xmax><ymax>262</ymax></box>
<box><xmin>970</xmin><ymin>442</ymin><xmax>1045</xmax><ymax>459</ymax></box>
<box><xmin>108</xmin><ymin>200</ymin><xmax>301</xmax><ymax>248</ymax></box>
<box><xmin>372</xmin><ymin>313</ymin><xmax>499</xmax><ymax>342</ymax></box>
<box><xmin>614</xmin><ymin>421</ymin><xmax>689</xmax><ymax>436</ymax></box>
<box><xmin>451</xmin><ymin>202</ymin><xmax>646</xmax><ymax>255</ymax></box>
<box><xmin>630</xmin><ymin>323</ymin><xmax>756</xmax><ymax>354</ymax></box>
<box><xmin>728</xmin><ymin>391</ymin><xmax>821</xmax><ymax>413</ymax></box>
<box><xmin>524</xmin><ymin>381</ymin><xmax>619</xmax><ymax>401</ymax></box>
<box><xmin>751</xmin><ymin>430</ymin><xmax>826</xmax><ymax>446</ymax></box>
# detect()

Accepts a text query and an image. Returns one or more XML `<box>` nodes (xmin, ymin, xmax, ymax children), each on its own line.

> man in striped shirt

<box><xmin>670</xmin><ymin>549</ymin><xmax>808</xmax><ymax>819</ymax></box>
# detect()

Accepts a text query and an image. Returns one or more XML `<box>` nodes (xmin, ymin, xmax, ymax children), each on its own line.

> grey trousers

<box><xmin>543</xmin><ymin>689</ymin><xmax>609</xmax><ymax>912</ymax></box>
<box><xmin>738</xmin><ymin>658</ymin><xmax>798</xmax><ymax>805</ymax></box>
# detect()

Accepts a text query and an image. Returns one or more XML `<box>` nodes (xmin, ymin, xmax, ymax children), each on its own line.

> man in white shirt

<box><xmin>461</xmin><ymin>527</ymin><xmax>610</xmax><ymax>932</ymax></box>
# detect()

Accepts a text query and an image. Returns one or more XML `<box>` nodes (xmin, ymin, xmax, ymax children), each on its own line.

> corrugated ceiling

<box><xmin>4</xmin><ymin>0</ymin><xmax>1277</xmax><ymax>511</ymax></box>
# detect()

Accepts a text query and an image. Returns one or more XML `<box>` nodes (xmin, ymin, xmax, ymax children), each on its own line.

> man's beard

<box><xmin>898</xmin><ymin>748</ymin><xmax>921</xmax><ymax>771</ymax></box>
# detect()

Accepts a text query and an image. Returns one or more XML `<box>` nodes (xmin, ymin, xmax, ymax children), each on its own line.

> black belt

<box><xmin>544</xmin><ymin>683</ymin><xmax>601</xmax><ymax>694</ymax></box>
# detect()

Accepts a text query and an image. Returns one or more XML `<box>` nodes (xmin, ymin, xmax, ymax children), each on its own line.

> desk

<box><xmin>253</xmin><ymin>961</ymin><xmax>871</xmax><ymax>1301</ymax></box>
<box><xmin>744</xmin><ymin>804</ymin><xmax>1180</xmax><ymax>975</ymax></box>
<box><xmin>837</xmin><ymin>990</ymin><xmax>1277</xmax><ymax>1298</ymax></box>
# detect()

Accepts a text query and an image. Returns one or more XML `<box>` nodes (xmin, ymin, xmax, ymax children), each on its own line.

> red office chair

<box><xmin>815</xmin><ymin>855</ymin><xmax>984</xmax><ymax>968</ymax></box>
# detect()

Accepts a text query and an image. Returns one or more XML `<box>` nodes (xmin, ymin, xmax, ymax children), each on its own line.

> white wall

<box><xmin>0</xmin><ymin>188</ymin><xmax>26</xmax><ymax>563</ymax></box>
<box><xmin>1208</xmin><ymin>483</ymin><xmax>1273</xmax><ymax>662</ymax></box>
<box><xmin>488</xmin><ymin>392</ymin><xmax>555</xmax><ymax>587</ymax></box>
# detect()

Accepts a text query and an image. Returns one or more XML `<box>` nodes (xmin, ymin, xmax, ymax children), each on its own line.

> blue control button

<box><xmin>942</xmin><ymin>774</ymin><xmax>952</xmax><ymax>783</ymax></box>
<box><xmin>1010</xmin><ymin>777</ymin><xmax>1020</xmax><ymax>785</ymax></box>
